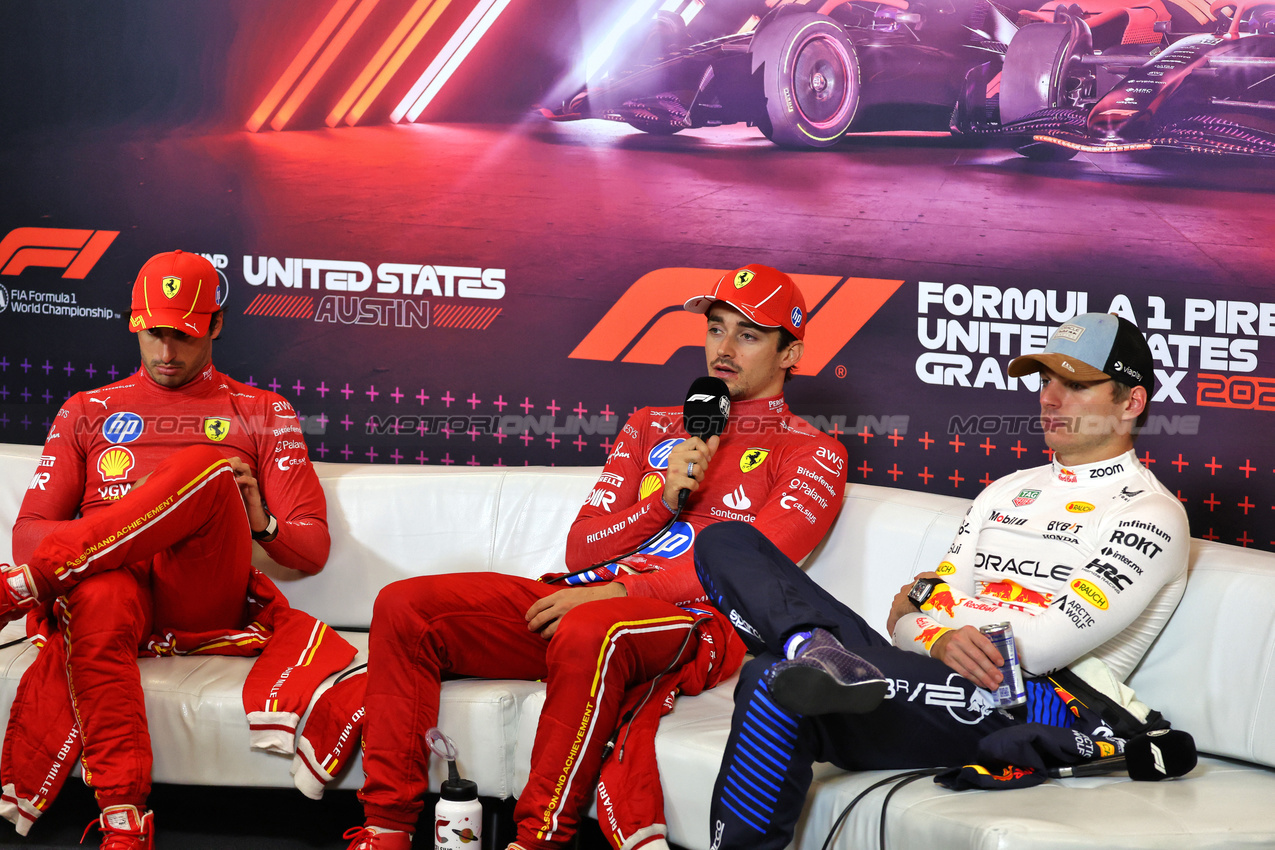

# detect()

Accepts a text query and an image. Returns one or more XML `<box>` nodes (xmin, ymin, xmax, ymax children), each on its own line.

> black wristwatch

<box><xmin>908</xmin><ymin>577</ymin><xmax>945</xmax><ymax>609</ymax></box>
<box><xmin>252</xmin><ymin>512</ymin><xmax>279</xmax><ymax>543</ymax></box>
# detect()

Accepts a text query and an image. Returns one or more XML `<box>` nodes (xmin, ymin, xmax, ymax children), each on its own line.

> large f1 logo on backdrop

<box><xmin>569</xmin><ymin>268</ymin><xmax>902</xmax><ymax>375</ymax></box>
<box><xmin>0</xmin><ymin>228</ymin><xmax>119</xmax><ymax>278</ymax></box>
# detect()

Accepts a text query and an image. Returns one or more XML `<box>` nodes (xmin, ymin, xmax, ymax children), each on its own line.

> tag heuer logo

<box><xmin>1012</xmin><ymin>489</ymin><xmax>1041</xmax><ymax>507</ymax></box>
<box><xmin>162</xmin><ymin>276</ymin><xmax>182</xmax><ymax>298</ymax></box>
<box><xmin>733</xmin><ymin>269</ymin><xmax>754</xmax><ymax>288</ymax></box>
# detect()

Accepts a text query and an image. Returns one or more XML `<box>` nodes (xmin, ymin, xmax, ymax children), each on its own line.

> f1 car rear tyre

<box><xmin>750</xmin><ymin>12</ymin><xmax>860</xmax><ymax>149</ymax></box>
<box><xmin>1001</xmin><ymin>20</ymin><xmax>1093</xmax><ymax>160</ymax></box>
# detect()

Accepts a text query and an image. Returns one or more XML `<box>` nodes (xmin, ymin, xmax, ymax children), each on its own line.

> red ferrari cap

<box><xmin>683</xmin><ymin>264</ymin><xmax>808</xmax><ymax>339</ymax></box>
<box><xmin>130</xmin><ymin>250</ymin><xmax>220</xmax><ymax>337</ymax></box>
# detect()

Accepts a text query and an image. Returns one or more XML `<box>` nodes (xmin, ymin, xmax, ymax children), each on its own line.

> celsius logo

<box><xmin>0</xmin><ymin>228</ymin><xmax>119</xmax><ymax>278</ymax></box>
<box><xmin>103</xmin><ymin>412</ymin><xmax>144</xmax><ymax>444</ymax></box>
<box><xmin>570</xmin><ymin>268</ymin><xmax>901</xmax><ymax>376</ymax></box>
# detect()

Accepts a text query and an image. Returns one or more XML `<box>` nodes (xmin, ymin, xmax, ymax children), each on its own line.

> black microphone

<box><xmin>1048</xmin><ymin>729</ymin><xmax>1196</xmax><ymax>780</ymax></box>
<box><xmin>678</xmin><ymin>377</ymin><xmax>731</xmax><ymax>508</ymax></box>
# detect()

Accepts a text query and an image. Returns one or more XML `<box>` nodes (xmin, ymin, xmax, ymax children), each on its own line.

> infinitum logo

<box><xmin>570</xmin><ymin>268</ymin><xmax>901</xmax><ymax>375</ymax></box>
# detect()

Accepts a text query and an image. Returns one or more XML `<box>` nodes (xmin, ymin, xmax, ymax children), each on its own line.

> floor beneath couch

<box><xmin>0</xmin><ymin>784</ymin><xmax>664</xmax><ymax>850</ymax></box>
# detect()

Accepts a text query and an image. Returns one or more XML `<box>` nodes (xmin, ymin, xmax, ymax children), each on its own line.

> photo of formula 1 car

<box><xmin>540</xmin><ymin>0</ymin><xmax>1021</xmax><ymax>148</ymax></box>
<box><xmin>955</xmin><ymin>0</ymin><xmax>1275</xmax><ymax>158</ymax></box>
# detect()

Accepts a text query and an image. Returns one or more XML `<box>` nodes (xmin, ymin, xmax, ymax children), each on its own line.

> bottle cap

<box><xmin>440</xmin><ymin>776</ymin><xmax>478</xmax><ymax>802</ymax></box>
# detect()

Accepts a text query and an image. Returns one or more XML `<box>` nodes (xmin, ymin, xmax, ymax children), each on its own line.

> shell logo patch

<box><xmin>740</xmin><ymin>448</ymin><xmax>769</xmax><ymax>473</ymax></box>
<box><xmin>936</xmin><ymin>561</ymin><xmax>957</xmax><ymax>576</ymax></box>
<box><xmin>98</xmin><ymin>447</ymin><xmax>135</xmax><ymax>482</ymax></box>
<box><xmin>1066</xmin><ymin>501</ymin><xmax>1095</xmax><ymax>513</ymax></box>
<box><xmin>734</xmin><ymin>269</ymin><xmax>755</xmax><ymax>288</ymax></box>
<box><xmin>162</xmin><ymin>276</ymin><xmax>181</xmax><ymax>298</ymax></box>
<box><xmin>204</xmin><ymin>417</ymin><xmax>231</xmax><ymax>442</ymax></box>
<box><xmin>639</xmin><ymin>472</ymin><xmax>664</xmax><ymax>500</ymax></box>
<box><xmin>1071</xmin><ymin>578</ymin><xmax>1109</xmax><ymax>610</ymax></box>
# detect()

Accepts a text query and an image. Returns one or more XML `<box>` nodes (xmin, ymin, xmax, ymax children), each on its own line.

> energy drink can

<box><xmin>979</xmin><ymin>622</ymin><xmax>1026</xmax><ymax>707</ymax></box>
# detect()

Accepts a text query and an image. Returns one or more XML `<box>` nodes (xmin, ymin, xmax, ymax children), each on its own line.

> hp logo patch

<box><xmin>103</xmin><ymin>412</ymin><xmax>144</xmax><ymax>444</ymax></box>
<box><xmin>639</xmin><ymin>521</ymin><xmax>694</xmax><ymax>559</ymax></box>
<box><xmin>791</xmin><ymin>306</ymin><xmax>803</xmax><ymax>328</ymax></box>
<box><xmin>647</xmin><ymin>438</ymin><xmax>685</xmax><ymax>470</ymax></box>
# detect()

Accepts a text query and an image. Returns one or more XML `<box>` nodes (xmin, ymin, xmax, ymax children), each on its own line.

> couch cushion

<box><xmin>257</xmin><ymin>464</ymin><xmax>600</xmax><ymax>629</ymax></box>
<box><xmin>1127</xmin><ymin>539</ymin><xmax>1275</xmax><ymax>766</ymax></box>
<box><xmin>0</xmin><ymin>624</ymin><xmax>543</xmax><ymax>797</ymax></box>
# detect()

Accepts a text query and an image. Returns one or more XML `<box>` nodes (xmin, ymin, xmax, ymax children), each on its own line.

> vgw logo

<box><xmin>0</xmin><ymin>228</ymin><xmax>119</xmax><ymax>278</ymax></box>
<box><xmin>570</xmin><ymin>269</ymin><xmax>902</xmax><ymax>375</ymax></box>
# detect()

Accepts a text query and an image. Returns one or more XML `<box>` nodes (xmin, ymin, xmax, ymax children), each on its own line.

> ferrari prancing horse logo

<box><xmin>204</xmin><ymin>417</ymin><xmax>230</xmax><ymax>442</ymax></box>
<box><xmin>162</xmin><ymin>276</ymin><xmax>181</xmax><ymax>298</ymax></box>
<box><xmin>733</xmin><ymin>269</ymin><xmax>754</xmax><ymax>288</ymax></box>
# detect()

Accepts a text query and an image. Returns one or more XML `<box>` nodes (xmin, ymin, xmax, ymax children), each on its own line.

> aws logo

<box><xmin>570</xmin><ymin>268</ymin><xmax>902</xmax><ymax>375</ymax></box>
<box><xmin>0</xmin><ymin>228</ymin><xmax>119</xmax><ymax>278</ymax></box>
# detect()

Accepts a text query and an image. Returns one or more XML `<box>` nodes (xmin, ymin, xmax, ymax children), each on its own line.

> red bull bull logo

<box><xmin>914</xmin><ymin>624</ymin><xmax>948</xmax><ymax>650</ymax></box>
<box><xmin>980</xmin><ymin>580</ymin><xmax>1053</xmax><ymax>610</ymax></box>
<box><xmin>922</xmin><ymin>588</ymin><xmax>959</xmax><ymax>618</ymax></box>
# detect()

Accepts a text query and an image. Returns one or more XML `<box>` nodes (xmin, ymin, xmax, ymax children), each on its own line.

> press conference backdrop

<box><xmin>2</xmin><ymin>0</ymin><xmax>1272</xmax><ymax>553</ymax></box>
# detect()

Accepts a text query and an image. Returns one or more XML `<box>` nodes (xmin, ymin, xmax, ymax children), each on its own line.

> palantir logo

<box><xmin>0</xmin><ymin>228</ymin><xmax>119</xmax><ymax>278</ymax></box>
<box><xmin>570</xmin><ymin>268</ymin><xmax>902</xmax><ymax>376</ymax></box>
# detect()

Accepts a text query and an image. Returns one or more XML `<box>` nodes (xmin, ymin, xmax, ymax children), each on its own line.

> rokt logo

<box><xmin>570</xmin><ymin>268</ymin><xmax>902</xmax><ymax>375</ymax></box>
<box><xmin>0</xmin><ymin>228</ymin><xmax>119</xmax><ymax>278</ymax></box>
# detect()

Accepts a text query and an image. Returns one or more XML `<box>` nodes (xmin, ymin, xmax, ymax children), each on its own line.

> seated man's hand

<box><xmin>662</xmin><ymin>435</ymin><xmax>720</xmax><ymax>510</ymax></box>
<box><xmin>886</xmin><ymin>570</ymin><xmax>941</xmax><ymax>635</ymax></box>
<box><xmin>525</xmin><ymin>583</ymin><xmax>628</xmax><ymax>639</ymax></box>
<box><xmin>227</xmin><ymin>456</ymin><xmax>270</xmax><ymax>536</ymax></box>
<box><xmin>930</xmin><ymin>625</ymin><xmax>1003</xmax><ymax>691</ymax></box>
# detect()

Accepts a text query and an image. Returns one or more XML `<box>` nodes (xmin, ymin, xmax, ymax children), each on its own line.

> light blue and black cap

<box><xmin>1008</xmin><ymin>313</ymin><xmax>1154</xmax><ymax>393</ymax></box>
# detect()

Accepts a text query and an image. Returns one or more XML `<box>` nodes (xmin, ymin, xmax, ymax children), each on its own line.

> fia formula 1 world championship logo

<box><xmin>569</xmin><ymin>268</ymin><xmax>902</xmax><ymax>376</ymax></box>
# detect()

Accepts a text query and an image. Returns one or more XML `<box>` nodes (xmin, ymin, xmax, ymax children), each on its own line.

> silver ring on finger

<box><xmin>687</xmin><ymin>461</ymin><xmax>695</xmax><ymax>477</ymax></box>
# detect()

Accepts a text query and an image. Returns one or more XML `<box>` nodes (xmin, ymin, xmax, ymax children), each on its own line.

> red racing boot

<box><xmin>82</xmin><ymin>805</ymin><xmax>154</xmax><ymax>850</ymax></box>
<box><xmin>0</xmin><ymin>565</ymin><xmax>39</xmax><ymax>627</ymax></box>
<box><xmin>343</xmin><ymin>826</ymin><xmax>413</xmax><ymax>849</ymax></box>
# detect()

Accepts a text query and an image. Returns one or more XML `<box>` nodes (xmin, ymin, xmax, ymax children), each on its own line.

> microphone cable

<box><xmin>819</xmin><ymin>767</ymin><xmax>946</xmax><ymax>850</ymax></box>
<box><xmin>543</xmin><ymin>499</ymin><xmax>684</xmax><ymax>586</ymax></box>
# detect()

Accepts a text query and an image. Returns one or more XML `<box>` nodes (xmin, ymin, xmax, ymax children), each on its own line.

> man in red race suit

<box><xmin>344</xmin><ymin>265</ymin><xmax>850</xmax><ymax>850</ymax></box>
<box><xmin>0</xmin><ymin>251</ymin><xmax>330</xmax><ymax>849</ymax></box>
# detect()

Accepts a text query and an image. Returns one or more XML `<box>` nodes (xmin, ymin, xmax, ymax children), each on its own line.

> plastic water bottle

<box><xmin>428</xmin><ymin>728</ymin><xmax>481</xmax><ymax>850</ymax></box>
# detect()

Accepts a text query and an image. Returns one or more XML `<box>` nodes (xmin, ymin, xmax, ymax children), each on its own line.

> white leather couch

<box><xmin>0</xmin><ymin>442</ymin><xmax>1272</xmax><ymax>848</ymax></box>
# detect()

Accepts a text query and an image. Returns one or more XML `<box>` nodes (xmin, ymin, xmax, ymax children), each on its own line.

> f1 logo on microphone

<box><xmin>570</xmin><ymin>268</ymin><xmax>902</xmax><ymax>376</ymax></box>
<box><xmin>0</xmin><ymin>228</ymin><xmax>119</xmax><ymax>278</ymax></box>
